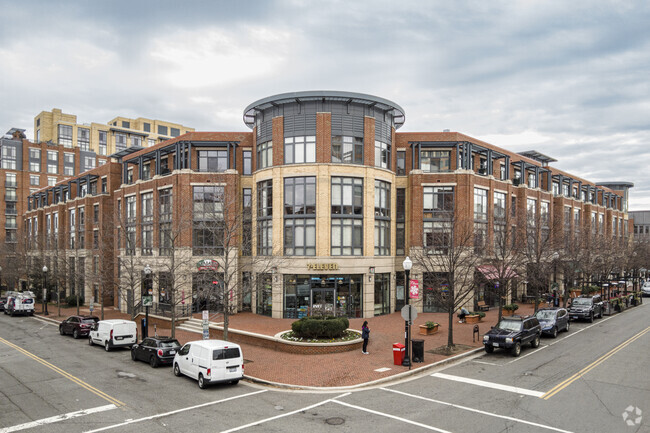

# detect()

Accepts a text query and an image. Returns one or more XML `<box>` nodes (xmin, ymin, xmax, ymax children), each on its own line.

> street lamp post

<box><xmin>552</xmin><ymin>252</ymin><xmax>559</xmax><ymax>308</ymax></box>
<box><xmin>143</xmin><ymin>264</ymin><xmax>152</xmax><ymax>339</ymax></box>
<box><xmin>42</xmin><ymin>265</ymin><xmax>48</xmax><ymax>316</ymax></box>
<box><xmin>402</xmin><ymin>256</ymin><xmax>412</xmax><ymax>367</ymax></box>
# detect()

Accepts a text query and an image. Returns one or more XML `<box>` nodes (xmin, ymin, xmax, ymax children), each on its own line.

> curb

<box><xmin>243</xmin><ymin>346</ymin><xmax>484</xmax><ymax>391</ymax></box>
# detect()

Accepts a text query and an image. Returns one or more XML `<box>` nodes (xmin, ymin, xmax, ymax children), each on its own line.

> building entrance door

<box><xmin>310</xmin><ymin>277</ymin><xmax>336</xmax><ymax>316</ymax></box>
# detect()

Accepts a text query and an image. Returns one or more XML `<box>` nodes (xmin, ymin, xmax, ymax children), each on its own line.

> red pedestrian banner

<box><xmin>410</xmin><ymin>279</ymin><xmax>420</xmax><ymax>300</ymax></box>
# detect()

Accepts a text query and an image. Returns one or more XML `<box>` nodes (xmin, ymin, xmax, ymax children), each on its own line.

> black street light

<box><xmin>42</xmin><ymin>265</ymin><xmax>48</xmax><ymax>316</ymax></box>
<box><xmin>402</xmin><ymin>256</ymin><xmax>412</xmax><ymax>367</ymax></box>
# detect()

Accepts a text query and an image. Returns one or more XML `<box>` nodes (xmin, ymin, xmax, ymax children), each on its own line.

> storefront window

<box><xmin>256</xmin><ymin>273</ymin><xmax>273</xmax><ymax>317</ymax></box>
<box><xmin>374</xmin><ymin>273</ymin><xmax>390</xmax><ymax>316</ymax></box>
<box><xmin>283</xmin><ymin>274</ymin><xmax>362</xmax><ymax>318</ymax></box>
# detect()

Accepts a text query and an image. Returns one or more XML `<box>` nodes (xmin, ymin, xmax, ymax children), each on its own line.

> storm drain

<box><xmin>325</xmin><ymin>417</ymin><xmax>345</xmax><ymax>426</ymax></box>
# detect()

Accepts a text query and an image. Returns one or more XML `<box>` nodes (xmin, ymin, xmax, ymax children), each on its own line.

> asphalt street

<box><xmin>0</xmin><ymin>302</ymin><xmax>648</xmax><ymax>433</ymax></box>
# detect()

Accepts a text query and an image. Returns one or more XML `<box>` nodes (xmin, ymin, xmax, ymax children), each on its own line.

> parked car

<box><xmin>483</xmin><ymin>315</ymin><xmax>541</xmax><ymax>357</ymax></box>
<box><xmin>88</xmin><ymin>319</ymin><xmax>137</xmax><ymax>351</ymax></box>
<box><xmin>568</xmin><ymin>295</ymin><xmax>603</xmax><ymax>322</ymax></box>
<box><xmin>59</xmin><ymin>315</ymin><xmax>99</xmax><ymax>339</ymax></box>
<box><xmin>4</xmin><ymin>291</ymin><xmax>35</xmax><ymax>316</ymax></box>
<box><xmin>0</xmin><ymin>297</ymin><xmax>6</xmax><ymax>312</ymax></box>
<box><xmin>535</xmin><ymin>308</ymin><xmax>570</xmax><ymax>338</ymax></box>
<box><xmin>131</xmin><ymin>337</ymin><xmax>181</xmax><ymax>368</ymax></box>
<box><xmin>173</xmin><ymin>340</ymin><xmax>244</xmax><ymax>389</ymax></box>
<box><xmin>641</xmin><ymin>282</ymin><xmax>650</xmax><ymax>297</ymax></box>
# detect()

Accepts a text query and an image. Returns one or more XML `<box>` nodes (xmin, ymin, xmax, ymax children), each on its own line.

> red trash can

<box><xmin>393</xmin><ymin>343</ymin><xmax>405</xmax><ymax>365</ymax></box>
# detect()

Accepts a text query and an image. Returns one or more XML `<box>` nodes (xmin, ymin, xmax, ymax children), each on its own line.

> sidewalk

<box><xmin>33</xmin><ymin>302</ymin><xmax>537</xmax><ymax>388</ymax></box>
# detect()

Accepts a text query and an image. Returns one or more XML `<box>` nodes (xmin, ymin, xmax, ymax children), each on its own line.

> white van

<box><xmin>88</xmin><ymin>319</ymin><xmax>137</xmax><ymax>351</ymax></box>
<box><xmin>4</xmin><ymin>291</ymin><xmax>35</xmax><ymax>316</ymax></box>
<box><xmin>173</xmin><ymin>340</ymin><xmax>244</xmax><ymax>389</ymax></box>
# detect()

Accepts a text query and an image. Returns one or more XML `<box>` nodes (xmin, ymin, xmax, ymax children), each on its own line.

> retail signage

<box><xmin>197</xmin><ymin>259</ymin><xmax>219</xmax><ymax>271</ymax></box>
<box><xmin>306</xmin><ymin>263</ymin><xmax>339</xmax><ymax>271</ymax></box>
<box><xmin>410</xmin><ymin>279</ymin><xmax>420</xmax><ymax>300</ymax></box>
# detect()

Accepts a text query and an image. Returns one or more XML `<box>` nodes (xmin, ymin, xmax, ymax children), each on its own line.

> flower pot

<box><xmin>419</xmin><ymin>324</ymin><xmax>439</xmax><ymax>335</ymax></box>
<box><xmin>465</xmin><ymin>314</ymin><xmax>480</xmax><ymax>324</ymax></box>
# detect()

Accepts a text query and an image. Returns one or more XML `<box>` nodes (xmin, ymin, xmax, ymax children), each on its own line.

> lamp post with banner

<box><xmin>401</xmin><ymin>256</ymin><xmax>413</xmax><ymax>368</ymax></box>
<box><xmin>143</xmin><ymin>264</ymin><xmax>153</xmax><ymax>339</ymax></box>
<box><xmin>42</xmin><ymin>265</ymin><xmax>48</xmax><ymax>315</ymax></box>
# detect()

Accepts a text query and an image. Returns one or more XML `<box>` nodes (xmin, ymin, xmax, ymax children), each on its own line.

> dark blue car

<box><xmin>535</xmin><ymin>308</ymin><xmax>570</xmax><ymax>338</ymax></box>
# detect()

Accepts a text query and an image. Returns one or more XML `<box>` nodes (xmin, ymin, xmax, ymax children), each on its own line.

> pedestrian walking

<box><xmin>361</xmin><ymin>321</ymin><xmax>370</xmax><ymax>354</ymax></box>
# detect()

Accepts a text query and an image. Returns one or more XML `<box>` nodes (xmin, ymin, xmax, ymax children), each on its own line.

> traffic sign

<box><xmin>401</xmin><ymin>304</ymin><xmax>418</xmax><ymax>322</ymax></box>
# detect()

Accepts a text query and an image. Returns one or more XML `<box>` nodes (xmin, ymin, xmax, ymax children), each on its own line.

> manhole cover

<box><xmin>325</xmin><ymin>417</ymin><xmax>345</xmax><ymax>426</ymax></box>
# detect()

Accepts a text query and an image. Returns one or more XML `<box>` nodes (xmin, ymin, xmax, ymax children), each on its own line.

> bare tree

<box><xmin>411</xmin><ymin>207</ymin><xmax>481</xmax><ymax>351</ymax></box>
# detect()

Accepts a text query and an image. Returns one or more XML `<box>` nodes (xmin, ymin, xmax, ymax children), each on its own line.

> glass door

<box><xmin>310</xmin><ymin>276</ymin><xmax>336</xmax><ymax>316</ymax></box>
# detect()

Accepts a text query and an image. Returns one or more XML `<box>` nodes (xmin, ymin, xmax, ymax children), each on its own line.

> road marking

<box><xmin>0</xmin><ymin>404</ymin><xmax>116</xmax><ymax>433</ymax></box>
<box><xmin>431</xmin><ymin>372</ymin><xmax>545</xmax><ymax>397</ymax></box>
<box><xmin>331</xmin><ymin>399</ymin><xmax>452</xmax><ymax>433</ymax></box>
<box><xmin>219</xmin><ymin>397</ymin><xmax>335</xmax><ymax>433</ymax></box>
<box><xmin>0</xmin><ymin>337</ymin><xmax>124</xmax><ymax>407</ymax></box>
<box><xmin>83</xmin><ymin>390</ymin><xmax>267</xmax><ymax>433</ymax></box>
<box><xmin>382</xmin><ymin>388</ymin><xmax>574</xmax><ymax>433</ymax></box>
<box><xmin>542</xmin><ymin>326</ymin><xmax>650</xmax><ymax>400</ymax></box>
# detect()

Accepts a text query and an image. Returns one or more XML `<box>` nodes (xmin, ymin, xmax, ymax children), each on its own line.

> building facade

<box><xmin>24</xmin><ymin>91</ymin><xmax>633</xmax><ymax>319</ymax></box>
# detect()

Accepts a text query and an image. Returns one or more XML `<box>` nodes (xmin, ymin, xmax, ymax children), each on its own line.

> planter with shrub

<box><xmin>290</xmin><ymin>316</ymin><xmax>349</xmax><ymax>339</ymax></box>
<box><xmin>419</xmin><ymin>321</ymin><xmax>440</xmax><ymax>335</ymax></box>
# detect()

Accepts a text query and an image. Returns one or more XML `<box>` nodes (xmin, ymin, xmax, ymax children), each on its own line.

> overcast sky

<box><xmin>1</xmin><ymin>0</ymin><xmax>649</xmax><ymax>209</ymax></box>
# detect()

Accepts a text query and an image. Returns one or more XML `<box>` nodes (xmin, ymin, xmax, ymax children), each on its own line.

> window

<box><xmin>553</xmin><ymin>182</ymin><xmax>560</xmax><ymax>196</ymax></box>
<box><xmin>99</xmin><ymin>131</ymin><xmax>107</xmax><ymax>155</ymax></box>
<box><xmin>256</xmin><ymin>141</ymin><xmax>272</xmax><ymax>169</ymax></box>
<box><xmin>474</xmin><ymin>188</ymin><xmax>487</xmax><ymax>221</ymax></box>
<box><xmin>243</xmin><ymin>150</ymin><xmax>252</xmax><ymax>175</ymax></box>
<box><xmin>58</xmin><ymin>124</ymin><xmax>72</xmax><ymax>147</ymax></box>
<box><xmin>424</xmin><ymin>186</ymin><xmax>454</xmax><ymax>219</ymax></box>
<box><xmin>257</xmin><ymin>180</ymin><xmax>273</xmax><ymax>255</ymax></box>
<box><xmin>115</xmin><ymin>133</ymin><xmax>127</xmax><ymax>151</ymax></box>
<box><xmin>284</xmin><ymin>136</ymin><xmax>315</xmax><ymax>164</ymax></box>
<box><xmin>242</xmin><ymin>188</ymin><xmax>252</xmax><ymax>256</ymax></box>
<box><xmin>284</xmin><ymin>177</ymin><xmax>316</xmax><ymax>256</ymax></box>
<box><xmin>30</xmin><ymin>175</ymin><xmax>39</xmax><ymax>186</ymax></box>
<box><xmin>511</xmin><ymin>196</ymin><xmax>517</xmax><ymax>218</ymax></box>
<box><xmin>424</xmin><ymin>221</ymin><xmax>452</xmax><ymax>254</ymax></box>
<box><xmin>126</xmin><ymin>168</ymin><xmax>133</xmax><ymax>184</ymax></box>
<box><xmin>101</xmin><ymin>178</ymin><xmax>107</xmax><ymax>193</ymax></box>
<box><xmin>159</xmin><ymin>188</ymin><xmax>173</xmax><ymax>256</ymax></box>
<box><xmin>170</xmin><ymin>127</ymin><xmax>180</xmax><ymax>137</ymax></box>
<box><xmin>397</xmin><ymin>151</ymin><xmax>406</xmax><ymax>175</ymax></box>
<box><xmin>122</xmin><ymin>120</ymin><xmax>130</xmax><ymax>129</ymax></box>
<box><xmin>48</xmin><ymin>177</ymin><xmax>56</xmax><ymax>187</ymax></box>
<box><xmin>78</xmin><ymin>207</ymin><xmax>85</xmax><ymax>249</ymax></box>
<box><xmin>93</xmin><ymin>230</ymin><xmax>99</xmax><ymax>249</ymax></box>
<box><xmin>157</xmin><ymin>125</ymin><xmax>168</xmax><ymax>136</ymax></box>
<box><xmin>375</xmin><ymin>140</ymin><xmax>390</xmax><ymax>169</ymax></box>
<box><xmin>331</xmin><ymin>177</ymin><xmax>363</xmax><ymax>256</ymax></box>
<box><xmin>332</xmin><ymin>136</ymin><xmax>363</xmax><ymax>164</ymax></box>
<box><xmin>598</xmin><ymin>214</ymin><xmax>604</xmax><ymax>235</ymax></box>
<box><xmin>2</xmin><ymin>146</ymin><xmax>17</xmax><ymax>169</ymax></box>
<box><xmin>84</xmin><ymin>156</ymin><xmax>96</xmax><ymax>170</ymax></box>
<box><xmin>198</xmin><ymin>150</ymin><xmax>228</xmax><ymax>172</ymax></box>
<box><xmin>142</xmin><ymin>163</ymin><xmax>151</xmax><ymax>181</ymax></box>
<box><xmin>148</xmin><ymin>139</ymin><xmax>155</xmax><ymax>147</ymax></box>
<box><xmin>193</xmin><ymin>186</ymin><xmax>224</xmax><ymax>256</ymax></box>
<box><xmin>420</xmin><ymin>150</ymin><xmax>450</xmax><ymax>172</ymax></box>
<box><xmin>527</xmin><ymin>198</ymin><xmax>537</xmax><ymax>226</ymax></box>
<box><xmin>494</xmin><ymin>192</ymin><xmax>506</xmax><ymax>221</ymax></box>
<box><xmin>527</xmin><ymin>172</ymin><xmax>537</xmax><ymax>188</ymax></box>
<box><xmin>541</xmin><ymin>202</ymin><xmax>550</xmax><ymax>226</ymax></box>
<box><xmin>396</xmin><ymin>188</ymin><xmax>405</xmax><ymax>256</ymax></box>
<box><xmin>64</xmin><ymin>153</ymin><xmax>74</xmax><ymax>176</ymax></box>
<box><xmin>5</xmin><ymin>172</ymin><xmax>16</xmax><ymax>188</ymax></box>
<box><xmin>141</xmin><ymin>193</ymin><xmax>153</xmax><ymax>257</ymax></box>
<box><xmin>47</xmin><ymin>150</ymin><xmax>58</xmax><ymax>174</ymax></box>
<box><xmin>131</xmin><ymin>135</ymin><xmax>142</xmax><ymax>147</ymax></box>
<box><xmin>78</xmin><ymin>128</ymin><xmax>90</xmax><ymax>151</ymax></box>
<box><xmin>500</xmin><ymin>164</ymin><xmax>506</xmax><ymax>180</ymax></box>
<box><xmin>93</xmin><ymin>204</ymin><xmax>99</xmax><ymax>223</ymax></box>
<box><xmin>374</xmin><ymin>180</ymin><xmax>391</xmax><ymax>255</ymax></box>
<box><xmin>69</xmin><ymin>208</ymin><xmax>76</xmax><ymax>249</ymax></box>
<box><xmin>126</xmin><ymin>196</ymin><xmax>136</xmax><ymax>223</ymax></box>
<box><xmin>143</xmin><ymin>122</ymin><xmax>151</xmax><ymax>132</ymax></box>
<box><xmin>29</xmin><ymin>148</ymin><xmax>41</xmax><ymax>172</ymax></box>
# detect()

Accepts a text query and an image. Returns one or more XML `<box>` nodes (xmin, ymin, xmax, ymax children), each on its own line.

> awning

<box><xmin>477</xmin><ymin>265</ymin><xmax>519</xmax><ymax>280</ymax></box>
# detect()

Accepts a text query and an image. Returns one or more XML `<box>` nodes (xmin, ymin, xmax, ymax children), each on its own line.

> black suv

<box><xmin>483</xmin><ymin>315</ymin><xmax>542</xmax><ymax>357</ymax></box>
<box><xmin>568</xmin><ymin>295</ymin><xmax>603</xmax><ymax>322</ymax></box>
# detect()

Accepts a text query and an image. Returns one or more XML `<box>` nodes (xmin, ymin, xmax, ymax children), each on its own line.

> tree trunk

<box><xmin>447</xmin><ymin>306</ymin><xmax>454</xmax><ymax>349</ymax></box>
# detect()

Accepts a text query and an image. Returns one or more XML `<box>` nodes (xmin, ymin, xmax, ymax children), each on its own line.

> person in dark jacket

<box><xmin>361</xmin><ymin>321</ymin><xmax>370</xmax><ymax>354</ymax></box>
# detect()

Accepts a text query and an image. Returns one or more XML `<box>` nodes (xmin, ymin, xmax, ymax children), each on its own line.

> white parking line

<box><xmin>506</xmin><ymin>344</ymin><xmax>548</xmax><ymax>364</ymax></box>
<box><xmin>431</xmin><ymin>372</ymin><xmax>545</xmax><ymax>397</ymax></box>
<box><xmin>83</xmin><ymin>390</ymin><xmax>267</xmax><ymax>433</ymax></box>
<box><xmin>382</xmin><ymin>388</ymin><xmax>574</xmax><ymax>433</ymax></box>
<box><xmin>1</xmin><ymin>404</ymin><xmax>116</xmax><ymax>433</ymax></box>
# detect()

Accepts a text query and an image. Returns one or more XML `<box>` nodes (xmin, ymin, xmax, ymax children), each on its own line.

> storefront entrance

<box><xmin>283</xmin><ymin>274</ymin><xmax>362</xmax><ymax>318</ymax></box>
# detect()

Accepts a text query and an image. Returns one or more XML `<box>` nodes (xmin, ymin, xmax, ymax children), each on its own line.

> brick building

<box><xmin>24</xmin><ymin>91</ymin><xmax>633</xmax><ymax>319</ymax></box>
